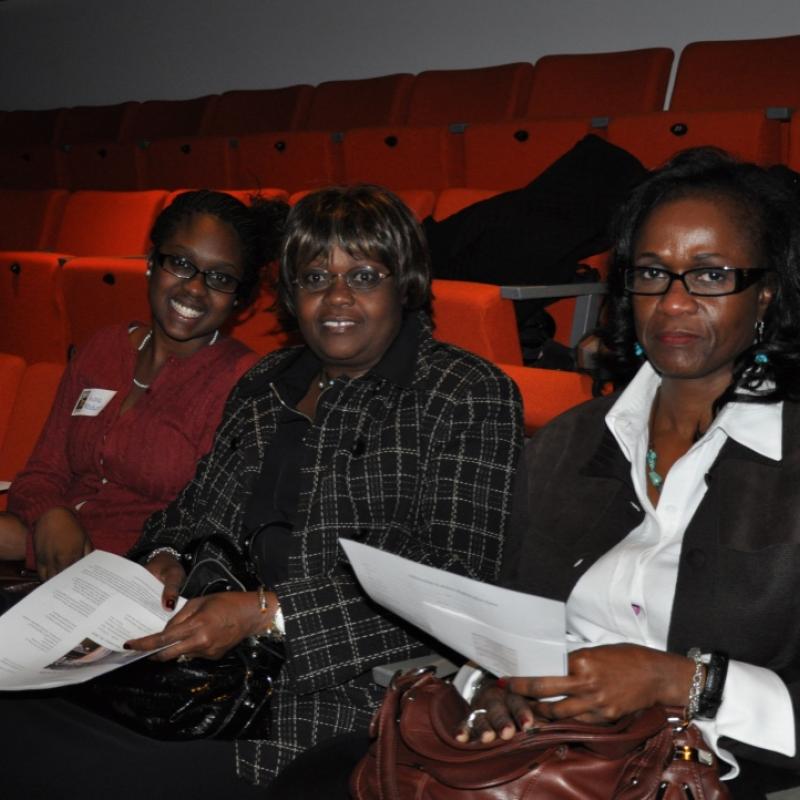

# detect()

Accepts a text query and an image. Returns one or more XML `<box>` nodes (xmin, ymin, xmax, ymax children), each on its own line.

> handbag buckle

<box><xmin>389</xmin><ymin>665</ymin><xmax>437</xmax><ymax>691</ymax></box>
<box><xmin>673</xmin><ymin>745</ymin><xmax>713</xmax><ymax>766</ymax></box>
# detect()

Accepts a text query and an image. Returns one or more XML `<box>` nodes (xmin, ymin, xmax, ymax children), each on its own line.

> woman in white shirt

<box><xmin>462</xmin><ymin>147</ymin><xmax>800</xmax><ymax>797</ymax></box>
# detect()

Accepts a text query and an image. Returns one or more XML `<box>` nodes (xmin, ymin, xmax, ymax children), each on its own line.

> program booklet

<box><xmin>0</xmin><ymin>550</ymin><xmax>185</xmax><ymax>691</ymax></box>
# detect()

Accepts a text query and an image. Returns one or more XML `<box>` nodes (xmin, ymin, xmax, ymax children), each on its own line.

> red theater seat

<box><xmin>0</xmin><ymin>189</ymin><xmax>69</xmax><ymax>251</ymax></box>
<box><xmin>525</xmin><ymin>48</ymin><xmax>673</xmax><ymax>118</ymax></box>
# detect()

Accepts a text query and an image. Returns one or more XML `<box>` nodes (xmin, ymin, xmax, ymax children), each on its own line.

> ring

<box><xmin>465</xmin><ymin>708</ymin><xmax>488</xmax><ymax>729</ymax></box>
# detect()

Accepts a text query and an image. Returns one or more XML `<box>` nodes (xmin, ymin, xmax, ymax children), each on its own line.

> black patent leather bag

<box><xmin>81</xmin><ymin>534</ymin><xmax>284</xmax><ymax>740</ymax></box>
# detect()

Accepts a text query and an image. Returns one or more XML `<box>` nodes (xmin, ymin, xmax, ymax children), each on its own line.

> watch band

<box><xmin>696</xmin><ymin>651</ymin><xmax>729</xmax><ymax>720</ymax></box>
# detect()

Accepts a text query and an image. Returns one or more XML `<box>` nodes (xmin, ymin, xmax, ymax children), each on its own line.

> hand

<box><xmin>124</xmin><ymin>589</ymin><xmax>279</xmax><ymax>661</ymax></box>
<box><xmin>33</xmin><ymin>507</ymin><xmax>93</xmax><ymax>580</ymax></box>
<box><xmin>456</xmin><ymin>680</ymin><xmax>538</xmax><ymax>743</ymax></box>
<box><xmin>0</xmin><ymin>512</ymin><xmax>28</xmax><ymax>560</ymax></box>
<box><xmin>144</xmin><ymin>552</ymin><xmax>186</xmax><ymax>611</ymax></box>
<box><xmin>505</xmin><ymin>643</ymin><xmax>696</xmax><ymax>724</ymax></box>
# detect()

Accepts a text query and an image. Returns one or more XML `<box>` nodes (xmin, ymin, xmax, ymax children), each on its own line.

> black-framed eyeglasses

<box><xmin>155</xmin><ymin>252</ymin><xmax>242</xmax><ymax>294</ymax></box>
<box><xmin>624</xmin><ymin>266</ymin><xmax>768</xmax><ymax>297</ymax></box>
<box><xmin>293</xmin><ymin>266</ymin><xmax>392</xmax><ymax>294</ymax></box>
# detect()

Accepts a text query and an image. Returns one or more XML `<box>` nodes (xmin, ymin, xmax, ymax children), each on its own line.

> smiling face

<box><xmin>633</xmin><ymin>195</ymin><xmax>773</xmax><ymax>388</ymax></box>
<box><xmin>148</xmin><ymin>212</ymin><xmax>243</xmax><ymax>353</ymax></box>
<box><xmin>295</xmin><ymin>245</ymin><xmax>404</xmax><ymax>379</ymax></box>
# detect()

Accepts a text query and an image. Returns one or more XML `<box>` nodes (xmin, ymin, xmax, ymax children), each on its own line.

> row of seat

<box><xmin>2</xmin><ymin>102</ymin><xmax>797</xmax><ymax>193</ymax></box>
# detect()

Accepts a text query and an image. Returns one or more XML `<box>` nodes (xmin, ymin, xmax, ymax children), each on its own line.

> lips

<box><xmin>321</xmin><ymin>318</ymin><xmax>358</xmax><ymax>331</ymax></box>
<box><xmin>170</xmin><ymin>298</ymin><xmax>204</xmax><ymax>320</ymax></box>
<box><xmin>655</xmin><ymin>330</ymin><xmax>701</xmax><ymax>346</ymax></box>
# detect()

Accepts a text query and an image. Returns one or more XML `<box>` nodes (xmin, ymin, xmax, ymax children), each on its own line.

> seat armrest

<box><xmin>372</xmin><ymin>653</ymin><xmax>459</xmax><ymax>688</ymax></box>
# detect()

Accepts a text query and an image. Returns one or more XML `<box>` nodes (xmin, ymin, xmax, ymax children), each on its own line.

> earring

<box><xmin>145</xmin><ymin>268</ymin><xmax>152</xmax><ymax>277</ymax></box>
<box><xmin>755</xmin><ymin>319</ymin><xmax>765</xmax><ymax>343</ymax></box>
<box><xmin>634</xmin><ymin>342</ymin><xmax>645</xmax><ymax>358</ymax></box>
<box><xmin>755</xmin><ymin>352</ymin><xmax>769</xmax><ymax>365</ymax></box>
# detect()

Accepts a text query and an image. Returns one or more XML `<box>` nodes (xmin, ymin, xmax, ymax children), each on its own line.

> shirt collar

<box><xmin>606</xmin><ymin>361</ymin><xmax>783</xmax><ymax>463</ymax></box>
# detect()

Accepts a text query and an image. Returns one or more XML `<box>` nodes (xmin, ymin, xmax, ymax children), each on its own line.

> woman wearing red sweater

<box><xmin>0</xmin><ymin>190</ymin><xmax>287</xmax><ymax>579</ymax></box>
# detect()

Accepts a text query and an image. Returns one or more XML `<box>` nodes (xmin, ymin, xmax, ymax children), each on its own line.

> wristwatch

<box><xmin>687</xmin><ymin>648</ymin><xmax>729</xmax><ymax>720</ymax></box>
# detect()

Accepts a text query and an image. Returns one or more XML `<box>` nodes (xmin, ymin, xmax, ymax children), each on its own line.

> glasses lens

<box><xmin>626</xmin><ymin>268</ymin><xmax>670</xmax><ymax>294</ymax></box>
<box><xmin>161</xmin><ymin>254</ymin><xmax>196</xmax><ymax>279</ymax></box>
<box><xmin>345</xmin><ymin>267</ymin><xmax>385</xmax><ymax>291</ymax></box>
<box><xmin>204</xmin><ymin>272</ymin><xmax>239</xmax><ymax>294</ymax></box>
<box><xmin>684</xmin><ymin>268</ymin><xmax>738</xmax><ymax>296</ymax></box>
<box><xmin>296</xmin><ymin>269</ymin><xmax>331</xmax><ymax>292</ymax></box>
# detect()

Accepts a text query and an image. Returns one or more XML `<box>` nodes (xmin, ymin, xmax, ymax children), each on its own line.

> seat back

<box><xmin>0</xmin><ymin>362</ymin><xmax>65</xmax><ymax>484</ymax></box>
<box><xmin>233</xmin><ymin>131</ymin><xmax>342</xmax><ymax>194</ymax></box>
<box><xmin>53</xmin><ymin>190</ymin><xmax>168</xmax><ymax>256</ymax></box>
<box><xmin>227</xmin><ymin>277</ymin><xmax>301</xmax><ymax>356</ymax></box>
<box><xmin>497</xmin><ymin>362</ymin><xmax>593</xmax><ymax>435</ymax></box>
<box><xmin>406</xmin><ymin>63</ymin><xmax>535</xmax><ymax>125</ymax></box>
<box><xmin>57</xmin><ymin>102</ymin><xmax>139</xmax><ymax>145</ymax></box>
<box><xmin>0</xmin><ymin>108</ymin><xmax>64</xmax><ymax>146</ymax></box>
<box><xmin>304</xmin><ymin>74</ymin><xmax>415</xmax><ymax>131</ymax></box>
<box><xmin>671</xmin><ymin>35</ymin><xmax>800</xmax><ymax>111</ymax></box>
<box><xmin>204</xmin><ymin>85</ymin><xmax>313</xmax><ymax>136</ymax></box>
<box><xmin>0</xmin><ymin>353</ymin><xmax>26</xmax><ymax>451</ymax></box>
<box><xmin>125</xmin><ymin>95</ymin><xmax>219</xmax><ymax>142</ymax></box>
<box><xmin>62</xmin><ymin>257</ymin><xmax>150</xmax><ymax>351</ymax></box>
<box><xmin>526</xmin><ymin>48</ymin><xmax>673</xmax><ymax>118</ymax></box>
<box><xmin>462</xmin><ymin>119</ymin><xmax>595</xmax><ymax>190</ymax></box>
<box><xmin>607</xmin><ymin>110</ymin><xmax>783</xmax><ymax>169</ymax></box>
<box><xmin>432</xmin><ymin>188</ymin><xmax>500</xmax><ymax>221</ymax></box>
<box><xmin>0</xmin><ymin>253</ymin><xmax>69</xmax><ymax>363</ymax></box>
<box><xmin>140</xmin><ymin>135</ymin><xmax>233</xmax><ymax>189</ymax></box>
<box><xmin>431</xmin><ymin>279</ymin><xmax>522</xmax><ymax>365</ymax></box>
<box><xmin>0</xmin><ymin>189</ymin><xmax>69</xmax><ymax>250</ymax></box>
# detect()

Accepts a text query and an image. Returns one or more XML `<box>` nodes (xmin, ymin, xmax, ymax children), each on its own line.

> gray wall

<box><xmin>1</xmin><ymin>0</ymin><xmax>798</xmax><ymax>110</ymax></box>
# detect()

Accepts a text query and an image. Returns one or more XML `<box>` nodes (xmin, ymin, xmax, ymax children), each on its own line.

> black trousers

<box><xmin>0</xmin><ymin>692</ymin><xmax>267</xmax><ymax>800</ymax></box>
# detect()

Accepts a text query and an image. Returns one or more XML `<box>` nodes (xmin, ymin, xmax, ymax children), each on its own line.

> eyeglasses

<box><xmin>155</xmin><ymin>252</ymin><xmax>242</xmax><ymax>294</ymax></box>
<box><xmin>293</xmin><ymin>266</ymin><xmax>392</xmax><ymax>293</ymax></box>
<box><xmin>624</xmin><ymin>266</ymin><xmax>768</xmax><ymax>297</ymax></box>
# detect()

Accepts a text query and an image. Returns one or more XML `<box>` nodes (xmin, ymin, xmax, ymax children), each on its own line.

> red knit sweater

<box><xmin>8</xmin><ymin>324</ymin><xmax>258</xmax><ymax>567</ymax></box>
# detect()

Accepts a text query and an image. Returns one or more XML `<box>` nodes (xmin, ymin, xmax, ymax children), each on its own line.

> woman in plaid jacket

<box><xmin>114</xmin><ymin>185</ymin><xmax>522</xmax><ymax>793</ymax></box>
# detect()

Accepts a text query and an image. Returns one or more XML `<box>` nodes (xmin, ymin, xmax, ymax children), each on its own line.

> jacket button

<box><xmin>685</xmin><ymin>548</ymin><xmax>707</xmax><ymax>569</ymax></box>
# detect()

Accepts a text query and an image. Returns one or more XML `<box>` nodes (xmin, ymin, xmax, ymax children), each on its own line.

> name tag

<box><xmin>72</xmin><ymin>388</ymin><xmax>117</xmax><ymax>417</ymax></box>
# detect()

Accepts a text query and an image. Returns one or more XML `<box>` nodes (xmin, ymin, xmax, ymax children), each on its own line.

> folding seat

<box><xmin>163</xmin><ymin>187</ymin><xmax>289</xmax><ymax>209</ymax></box>
<box><xmin>525</xmin><ymin>48</ymin><xmax>673</xmax><ymax>119</ymax></box>
<box><xmin>342</xmin><ymin>125</ymin><xmax>458</xmax><ymax>191</ymax></box>
<box><xmin>670</xmin><ymin>35</ymin><xmax>800</xmax><ymax>112</ymax></box>
<box><xmin>204</xmin><ymin>85</ymin><xmax>313</xmax><ymax>136</ymax></box>
<box><xmin>303</xmin><ymin>74</ymin><xmax>414</xmax><ymax>131</ymax></box>
<box><xmin>232</xmin><ymin>131</ymin><xmax>343</xmax><ymax>194</ymax></box>
<box><xmin>56</xmin><ymin>102</ymin><xmax>138</xmax><ymax>147</ymax></box>
<box><xmin>62</xmin><ymin>256</ymin><xmax>150</xmax><ymax>352</ymax></box>
<box><xmin>226</xmin><ymin>278</ymin><xmax>302</xmax><ymax>357</ymax></box>
<box><xmin>0</xmin><ymin>190</ymin><xmax>167</xmax><ymax>362</ymax></box>
<box><xmin>69</xmin><ymin>95</ymin><xmax>220</xmax><ymax>191</ymax></box>
<box><xmin>0</xmin><ymin>362</ymin><xmax>66</xmax><ymax>490</ymax></box>
<box><xmin>140</xmin><ymin>135</ymin><xmax>234</xmax><ymax>190</ymax></box>
<box><xmin>52</xmin><ymin>189</ymin><xmax>167</xmax><ymax>256</ymax></box>
<box><xmin>431</xmin><ymin>279</ymin><xmax>522</xmax><ymax>365</ymax></box>
<box><xmin>606</xmin><ymin>110</ymin><xmax>783</xmax><ymax>169</ymax></box>
<box><xmin>497</xmin><ymin>362</ymin><xmax>594</xmax><ymax>435</ymax></box>
<box><xmin>0</xmin><ymin>108</ymin><xmax>66</xmax><ymax>189</ymax></box>
<box><xmin>0</xmin><ymin>189</ymin><xmax>69</xmax><ymax>251</ymax></box>
<box><xmin>432</xmin><ymin>188</ymin><xmax>499</xmax><ymax>221</ymax></box>
<box><xmin>0</xmin><ymin>354</ymin><xmax>26</xmax><ymax>453</ymax></box>
<box><xmin>406</xmin><ymin>63</ymin><xmax>535</xmax><ymax>126</ymax></box>
<box><xmin>395</xmin><ymin>190</ymin><xmax>435</xmax><ymax>221</ymax></box>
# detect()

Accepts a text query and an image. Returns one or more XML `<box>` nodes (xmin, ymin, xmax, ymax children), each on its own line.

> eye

<box><xmin>298</xmin><ymin>269</ymin><xmax>329</xmax><ymax>289</ymax></box>
<box><xmin>349</xmin><ymin>267</ymin><xmax>383</xmax><ymax>288</ymax></box>
<box><xmin>694</xmin><ymin>267</ymin><xmax>731</xmax><ymax>284</ymax></box>
<box><xmin>165</xmin><ymin>254</ymin><xmax>194</xmax><ymax>275</ymax></box>
<box><xmin>637</xmin><ymin>267</ymin><xmax>667</xmax><ymax>282</ymax></box>
<box><xmin>206</xmin><ymin>271</ymin><xmax>236</xmax><ymax>288</ymax></box>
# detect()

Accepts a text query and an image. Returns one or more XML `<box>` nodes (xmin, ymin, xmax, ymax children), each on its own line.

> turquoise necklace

<box><xmin>645</xmin><ymin>445</ymin><xmax>664</xmax><ymax>491</ymax></box>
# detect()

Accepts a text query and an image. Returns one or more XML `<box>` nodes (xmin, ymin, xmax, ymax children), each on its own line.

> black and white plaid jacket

<box><xmin>132</xmin><ymin>312</ymin><xmax>523</xmax><ymax>785</ymax></box>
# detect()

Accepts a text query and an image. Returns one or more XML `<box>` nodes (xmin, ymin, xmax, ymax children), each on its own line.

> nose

<box><xmin>657</xmin><ymin>275</ymin><xmax>698</xmax><ymax>314</ymax></box>
<box><xmin>183</xmin><ymin>270</ymin><xmax>208</xmax><ymax>295</ymax></box>
<box><xmin>322</xmin><ymin>273</ymin><xmax>355</xmax><ymax>305</ymax></box>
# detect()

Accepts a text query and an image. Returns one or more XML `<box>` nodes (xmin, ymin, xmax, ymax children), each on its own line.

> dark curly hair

<box><xmin>601</xmin><ymin>146</ymin><xmax>800</xmax><ymax>408</ymax></box>
<box><xmin>277</xmin><ymin>184</ymin><xmax>432</xmax><ymax>320</ymax></box>
<box><xmin>149</xmin><ymin>189</ymin><xmax>288</xmax><ymax>307</ymax></box>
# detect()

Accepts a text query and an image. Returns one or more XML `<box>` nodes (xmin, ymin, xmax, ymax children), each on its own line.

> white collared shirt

<box><xmin>567</xmin><ymin>362</ymin><xmax>793</xmax><ymax>776</ymax></box>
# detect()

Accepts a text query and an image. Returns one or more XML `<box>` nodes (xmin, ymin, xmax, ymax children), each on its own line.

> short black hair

<box><xmin>149</xmin><ymin>189</ymin><xmax>288</xmax><ymax>307</ymax></box>
<box><xmin>601</xmin><ymin>146</ymin><xmax>800</xmax><ymax>405</ymax></box>
<box><xmin>278</xmin><ymin>185</ymin><xmax>432</xmax><ymax>319</ymax></box>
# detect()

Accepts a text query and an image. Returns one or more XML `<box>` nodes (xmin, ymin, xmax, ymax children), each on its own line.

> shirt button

<box><xmin>101</xmin><ymin>477</ymin><xmax>108</xmax><ymax>484</ymax></box>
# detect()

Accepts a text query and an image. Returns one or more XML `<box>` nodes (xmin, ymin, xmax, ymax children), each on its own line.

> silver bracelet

<box><xmin>145</xmin><ymin>546</ymin><xmax>182</xmax><ymax>564</ymax></box>
<box><xmin>686</xmin><ymin>647</ymin><xmax>706</xmax><ymax>720</ymax></box>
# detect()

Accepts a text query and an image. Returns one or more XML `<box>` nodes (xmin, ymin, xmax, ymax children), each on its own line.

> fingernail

<box><xmin>496</xmin><ymin>677</ymin><xmax>509</xmax><ymax>690</ymax></box>
<box><xmin>166</xmin><ymin>598</ymin><xmax>175</xmax><ymax>610</ymax></box>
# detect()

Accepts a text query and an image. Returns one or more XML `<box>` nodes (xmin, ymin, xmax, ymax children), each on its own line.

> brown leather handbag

<box><xmin>350</xmin><ymin>669</ymin><xmax>730</xmax><ymax>800</ymax></box>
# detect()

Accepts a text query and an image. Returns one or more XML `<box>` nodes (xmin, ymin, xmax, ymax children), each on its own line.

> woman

<box><xmin>0</xmin><ymin>185</ymin><xmax>523</xmax><ymax>798</ymax></box>
<box><xmin>458</xmin><ymin>148</ymin><xmax>800</xmax><ymax>796</ymax></box>
<box><xmin>0</xmin><ymin>190</ymin><xmax>284</xmax><ymax>579</ymax></box>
